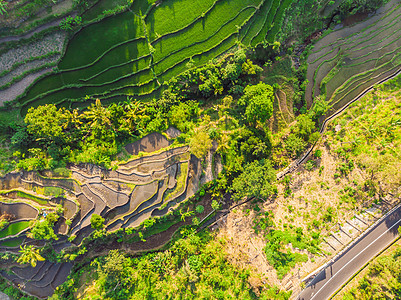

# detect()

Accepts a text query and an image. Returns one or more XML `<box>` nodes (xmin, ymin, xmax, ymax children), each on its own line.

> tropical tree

<box><xmin>189</xmin><ymin>128</ymin><xmax>212</xmax><ymax>158</ymax></box>
<box><xmin>24</xmin><ymin>104</ymin><xmax>64</xmax><ymax>143</ymax></box>
<box><xmin>84</xmin><ymin>99</ymin><xmax>112</xmax><ymax>135</ymax></box>
<box><xmin>239</xmin><ymin>82</ymin><xmax>274</xmax><ymax>125</ymax></box>
<box><xmin>231</xmin><ymin>159</ymin><xmax>276</xmax><ymax>201</ymax></box>
<box><xmin>0</xmin><ymin>0</ymin><xmax>7</xmax><ymax>15</ymax></box>
<box><xmin>90</xmin><ymin>214</ymin><xmax>105</xmax><ymax>230</ymax></box>
<box><xmin>124</xmin><ymin>99</ymin><xmax>145</xmax><ymax>130</ymax></box>
<box><xmin>17</xmin><ymin>245</ymin><xmax>45</xmax><ymax>267</ymax></box>
<box><xmin>180</xmin><ymin>209</ymin><xmax>194</xmax><ymax>222</ymax></box>
<box><xmin>60</xmin><ymin>107</ymin><xmax>82</xmax><ymax>130</ymax></box>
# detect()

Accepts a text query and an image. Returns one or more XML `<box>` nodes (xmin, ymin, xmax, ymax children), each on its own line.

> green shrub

<box><xmin>195</xmin><ymin>205</ymin><xmax>205</xmax><ymax>214</ymax></box>
<box><xmin>90</xmin><ymin>214</ymin><xmax>105</xmax><ymax>230</ymax></box>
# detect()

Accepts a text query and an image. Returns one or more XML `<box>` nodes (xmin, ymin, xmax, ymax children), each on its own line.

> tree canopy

<box><xmin>239</xmin><ymin>82</ymin><xmax>274</xmax><ymax>125</ymax></box>
<box><xmin>231</xmin><ymin>159</ymin><xmax>276</xmax><ymax>201</ymax></box>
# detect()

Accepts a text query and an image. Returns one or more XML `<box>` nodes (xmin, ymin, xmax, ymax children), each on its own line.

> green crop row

<box><xmin>152</xmin><ymin>8</ymin><xmax>250</xmax><ymax>76</ymax></box>
<box><xmin>147</xmin><ymin>0</ymin><xmax>223</xmax><ymax>45</ymax></box>
<box><xmin>238</xmin><ymin>0</ymin><xmax>265</xmax><ymax>40</ymax></box>
<box><xmin>80</xmin><ymin>54</ymin><xmax>152</xmax><ymax>83</ymax></box>
<box><xmin>152</xmin><ymin>5</ymin><xmax>254</xmax><ymax>66</ymax></box>
<box><xmin>157</xmin><ymin>33</ymin><xmax>237</xmax><ymax>85</ymax></box>
<box><xmin>16</xmin><ymin>0</ymin><xmax>277</xmax><ymax>114</ymax></box>
<box><xmin>82</xmin><ymin>0</ymin><xmax>130</xmax><ymax>23</ymax></box>
<box><xmin>266</xmin><ymin>0</ymin><xmax>292</xmax><ymax>43</ymax></box>
<box><xmin>0</xmin><ymin>190</ymin><xmax>49</xmax><ymax>205</ymax></box>
<box><xmin>60</xmin><ymin>36</ymin><xmax>147</xmax><ymax>73</ymax></box>
<box><xmin>58</xmin><ymin>11</ymin><xmax>144</xmax><ymax>70</ymax></box>
<box><xmin>21</xmin><ymin>68</ymin><xmax>155</xmax><ymax>110</ymax></box>
<box><xmin>241</xmin><ymin>0</ymin><xmax>272</xmax><ymax>45</ymax></box>
<box><xmin>0</xmin><ymin>221</ymin><xmax>30</xmax><ymax>239</ymax></box>
<box><xmin>251</xmin><ymin>0</ymin><xmax>277</xmax><ymax>46</ymax></box>
<box><xmin>19</xmin><ymin>43</ymin><xmax>151</xmax><ymax>106</ymax></box>
<box><xmin>144</xmin><ymin>0</ymin><xmax>217</xmax><ymax>41</ymax></box>
<box><xmin>17</xmin><ymin>37</ymin><xmax>148</xmax><ymax>104</ymax></box>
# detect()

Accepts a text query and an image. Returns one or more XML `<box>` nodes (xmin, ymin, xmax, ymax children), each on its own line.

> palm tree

<box><xmin>0</xmin><ymin>0</ymin><xmax>7</xmax><ymax>15</ymax></box>
<box><xmin>180</xmin><ymin>209</ymin><xmax>194</xmax><ymax>222</ymax></box>
<box><xmin>124</xmin><ymin>100</ymin><xmax>145</xmax><ymax>131</ymax></box>
<box><xmin>17</xmin><ymin>245</ymin><xmax>45</xmax><ymax>267</ymax></box>
<box><xmin>84</xmin><ymin>99</ymin><xmax>112</xmax><ymax>133</ymax></box>
<box><xmin>61</xmin><ymin>108</ymin><xmax>82</xmax><ymax>130</ymax></box>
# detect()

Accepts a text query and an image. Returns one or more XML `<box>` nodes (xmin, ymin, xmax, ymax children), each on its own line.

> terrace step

<box><xmin>123</xmin><ymin>177</ymin><xmax>169</xmax><ymax>228</ymax></box>
<box><xmin>105</xmin><ymin>179</ymin><xmax>160</xmax><ymax>230</ymax></box>
<box><xmin>88</xmin><ymin>182</ymin><xmax>130</xmax><ymax>210</ymax></box>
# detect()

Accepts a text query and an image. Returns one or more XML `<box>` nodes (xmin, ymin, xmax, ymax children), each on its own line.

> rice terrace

<box><xmin>1</xmin><ymin>0</ymin><xmax>401</xmax><ymax>299</ymax></box>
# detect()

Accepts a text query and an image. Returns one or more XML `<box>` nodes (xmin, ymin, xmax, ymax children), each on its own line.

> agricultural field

<box><xmin>0</xmin><ymin>132</ymin><xmax>220</xmax><ymax>298</ymax></box>
<box><xmin>305</xmin><ymin>0</ymin><xmax>401</xmax><ymax>113</ymax></box>
<box><xmin>2</xmin><ymin>0</ymin><xmax>401</xmax><ymax>299</ymax></box>
<box><xmin>3</xmin><ymin>0</ymin><xmax>293</xmax><ymax>114</ymax></box>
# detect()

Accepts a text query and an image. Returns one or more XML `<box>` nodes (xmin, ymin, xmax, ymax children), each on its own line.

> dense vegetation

<box><xmin>0</xmin><ymin>0</ymin><xmax>399</xmax><ymax>298</ymax></box>
<box><xmin>14</xmin><ymin>0</ymin><xmax>293</xmax><ymax>113</ymax></box>
<box><xmin>53</xmin><ymin>230</ymin><xmax>292</xmax><ymax>299</ymax></box>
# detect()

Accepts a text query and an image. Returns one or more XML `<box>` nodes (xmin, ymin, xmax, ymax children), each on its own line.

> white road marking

<box><xmin>309</xmin><ymin>216</ymin><xmax>401</xmax><ymax>300</ymax></box>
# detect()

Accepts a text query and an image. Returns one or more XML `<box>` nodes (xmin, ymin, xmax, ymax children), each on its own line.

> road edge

<box><xmin>328</xmin><ymin>235</ymin><xmax>401</xmax><ymax>299</ymax></box>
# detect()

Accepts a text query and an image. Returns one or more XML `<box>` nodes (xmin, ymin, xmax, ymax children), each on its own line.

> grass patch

<box><xmin>163</xmin><ymin>162</ymin><xmax>188</xmax><ymax>203</ymax></box>
<box><xmin>0</xmin><ymin>221</ymin><xmax>30</xmax><ymax>239</ymax></box>
<box><xmin>0</xmin><ymin>237</ymin><xmax>24</xmax><ymax>247</ymax></box>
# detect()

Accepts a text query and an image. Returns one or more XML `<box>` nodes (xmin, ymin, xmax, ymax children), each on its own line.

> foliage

<box><xmin>60</xmin><ymin>16</ymin><xmax>82</xmax><ymax>31</ymax></box>
<box><xmin>90</xmin><ymin>214</ymin><xmax>105</xmax><ymax>230</ymax></box>
<box><xmin>28</xmin><ymin>213</ymin><xmax>59</xmax><ymax>241</ymax></box>
<box><xmin>239</xmin><ymin>82</ymin><xmax>274</xmax><ymax>125</ymax></box>
<box><xmin>231</xmin><ymin>159</ymin><xmax>276</xmax><ymax>201</ymax></box>
<box><xmin>54</xmin><ymin>230</ymin><xmax>291</xmax><ymax>300</ymax></box>
<box><xmin>17</xmin><ymin>245</ymin><xmax>45</xmax><ymax>267</ymax></box>
<box><xmin>0</xmin><ymin>0</ymin><xmax>7</xmax><ymax>15</ymax></box>
<box><xmin>189</xmin><ymin>128</ymin><xmax>212</xmax><ymax>158</ymax></box>
<box><xmin>284</xmin><ymin>134</ymin><xmax>306</xmax><ymax>158</ymax></box>
<box><xmin>168</xmin><ymin>101</ymin><xmax>199</xmax><ymax>132</ymax></box>
<box><xmin>0</xmin><ymin>218</ymin><xmax>9</xmax><ymax>231</ymax></box>
<box><xmin>195</xmin><ymin>205</ymin><xmax>205</xmax><ymax>214</ymax></box>
<box><xmin>325</xmin><ymin>79</ymin><xmax>401</xmax><ymax>192</ymax></box>
<box><xmin>0</xmin><ymin>276</ymin><xmax>35</xmax><ymax>300</ymax></box>
<box><xmin>211</xmin><ymin>200</ymin><xmax>220</xmax><ymax>210</ymax></box>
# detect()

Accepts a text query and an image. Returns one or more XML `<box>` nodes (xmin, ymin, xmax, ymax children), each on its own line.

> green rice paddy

<box><xmin>17</xmin><ymin>0</ymin><xmax>292</xmax><ymax>114</ymax></box>
<box><xmin>0</xmin><ymin>221</ymin><xmax>30</xmax><ymax>239</ymax></box>
<box><xmin>0</xmin><ymin>237</ymin><xmax>24</xmax><ymax>247</ymax></box>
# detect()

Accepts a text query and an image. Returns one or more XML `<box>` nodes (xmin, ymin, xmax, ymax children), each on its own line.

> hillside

<box><xmin>0</xmin><ymin>0</ymin><xmax>400</xmax><ymax>299</ymax></box>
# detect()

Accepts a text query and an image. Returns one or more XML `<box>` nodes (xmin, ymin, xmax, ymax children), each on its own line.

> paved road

<box><xmin>297</xmin><ymin>205</ymin><xmax>401</xmax><ymax>300</ymax></box>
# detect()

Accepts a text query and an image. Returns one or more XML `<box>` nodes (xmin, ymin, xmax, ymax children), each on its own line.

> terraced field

<box><xmin>13</xmin><ymin>0</ymin><xmax>292</xmax><ymax>113</ymax></box>
<box><xmin>0</xmin><ymin>132</ymin><xmax>209</xmax><ymax>298</ymax></box>
<box><xmin>305</xmin><ymin>0</ymin><xmax>401</xmax><ymax>114</ymax></box>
